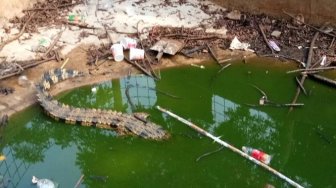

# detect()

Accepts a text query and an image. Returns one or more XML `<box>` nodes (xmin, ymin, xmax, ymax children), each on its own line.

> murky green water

<box><xmin>2</xmin><ymin>59</ymin><xmax>336</xmax><ymax>187</ymax></box>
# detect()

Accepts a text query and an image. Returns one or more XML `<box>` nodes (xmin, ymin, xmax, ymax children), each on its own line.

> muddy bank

<box><xmin>0</xmin><ymin>43</ymin><xmax>254</xmax><ymax>117</ymax></box>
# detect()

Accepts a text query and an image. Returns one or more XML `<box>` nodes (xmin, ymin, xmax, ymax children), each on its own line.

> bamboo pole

<box><xmin>74</xmin><ymin>174</ymin><xmax>84</xmax><ymax>188</ymax></box>
<box><xmin>156</xmin><ymin>106</ymin><xmax>304</xmax><ymax>188</ymax></box>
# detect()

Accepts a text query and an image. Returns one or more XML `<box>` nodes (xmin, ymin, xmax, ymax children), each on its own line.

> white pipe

<box><xmin>156</xmin><ymin>106</ymin><xmax>304</xmax><ymax>188</ymax></box>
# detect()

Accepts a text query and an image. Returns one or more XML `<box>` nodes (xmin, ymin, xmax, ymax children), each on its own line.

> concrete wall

<box><xmin>211</xmin><ymin>0</ymin><xmax>336</xmax><ymax>25</ymax></box>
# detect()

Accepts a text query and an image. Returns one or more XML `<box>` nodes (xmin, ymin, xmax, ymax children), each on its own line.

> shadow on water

<box><xmin>1</xmin><ymin>60</ymin><xmax>336</xmax><ymax>187</ymax></box>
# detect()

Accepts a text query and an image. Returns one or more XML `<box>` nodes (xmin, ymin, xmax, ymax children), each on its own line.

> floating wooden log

<box><xmin>156</xmin><ymin>106</ymin><xmax>304</xmax><ymax>188</ymax></box>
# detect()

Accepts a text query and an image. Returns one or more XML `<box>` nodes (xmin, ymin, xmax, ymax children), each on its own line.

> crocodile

<box><xmin>36</xmin><ymin>68</ymin><xmax>169</xmax><ymax>140</ymax></box>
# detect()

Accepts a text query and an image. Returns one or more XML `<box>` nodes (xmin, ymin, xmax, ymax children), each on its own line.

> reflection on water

<box><xmin>1</xmin><ymin>62</ymin><xmax>335</xmax><ymax>187</ymax></box>
<box><xmin>211</xmin><ymin>95</ymin><xmax>278</xmax><ymax>151</ymax></box>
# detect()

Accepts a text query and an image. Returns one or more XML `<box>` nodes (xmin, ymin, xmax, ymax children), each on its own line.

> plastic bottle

<box><xmin>242</xmin><ymin>146</ymin><xmax>272</xmax><ymax>165</ymax></box>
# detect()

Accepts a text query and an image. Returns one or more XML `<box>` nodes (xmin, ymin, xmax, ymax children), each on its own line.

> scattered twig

<box><xmin>62</xmin><ymin>21</ymin><xmax>97</xmax><ymax>29</ymax></box>
<box><xmin>287</xmin><ymin>66</ymin><xmax>336</xmax><ymax>74</ymax></box>
<box><xmin>43</xmin><ymin>30</ymin><xmax>64</xmax><ymax>59</ymax></box>
<box><xmin>283</xmin><ymin>10</ymin><xmax>336</xmax><ymax>38</ymax></box>
<box><xmin>183</xmin><ymin>45</ymin><xmax>206</xmax><ymax>55</ymax></box>
<box><xmin>60</xmin><ymin>58</ymin><xmax>70</xmax><ymax>69</ymax></box>
<box><xmin>196</xmin><ymin>146</ymin><xmax>224</xmax><ymax>162</ymax></box>
<box><xmin>309</xmin><ymin>74</ymin><xmax>336</xmax><ymax>87</ymax></box>
<box><xmin>251</xmin><ymin>84</ymin><xmax>268</xmax><ymax>99</ymax></box>
<box><xmin>74</xmin><ymin>174</ymin><xmax>84</xmax><ymax>188</ymax></box>
<box><xmin>218</xmin><ymin>58</ymin><xmax>232</xmax><ymax>64</ymax></box>
<box><xmin>25</xmin><ymin>1</ymin><xmax>82</xmax><ymax>11</ymax></box>
<box><xmin>245</xmin><ymin>103</ymin><xmax>304</xmax><ymax>108</ymax></box>
<box><xmin>136</xmin><ymin>20</ymin><xmax>160</xmax><ymax>80</ymax></box>
<box><xmin>0</xmin><ymin>12</ymin><xmax>36</xmax><ymax>52</ymax></box>
<box><xmin>329</xmin><ymin>37</ymin><xmax>335</xmax><ymax>49</ymax></box>
<box><xmin>124</xmin><ymin>56</ymin><xmax>155</xmax><ymax>79</ymax></box>
<box><xmin>163</xmin><ymin>34</ymin><xmax>225</xmax><ymax>40</ymax></box>
<box><xmin>217</xmin><ymin>63</ymin><xmax>231</xmax><ymax>74</ymax></box>
<box><xmin>295</xmin><ymin>76</ymin><xmax>307</xmax><ymax>95</ymax></box>
<box><xmin>261</xmin><ymin>54</ymin><xmax>304</xmax><ymax>66</ymax></box>
<box><xmin>0</xmin><ymin>58</ymin><xmax>55</xmax><ymax>81</ymax></box>
<box><xmin>206</xmin><ymin>44</ymin><xmax>221</xmax><ymax>66</ymax></box>
<box><xmin>289</xmin><ymin>29</ymin><xmax>321</xmax><ymax>111</ymax></box>
<box><xmin>258</xmin><ymin>24</ymin><xmax>274</xmax><ymax>54</ymax></box>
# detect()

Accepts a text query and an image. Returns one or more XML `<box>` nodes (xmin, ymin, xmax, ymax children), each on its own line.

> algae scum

<box><xmin>2</xmin><ymin>60</ymin><xmax>336</xmax><ymax>187</ymax></box>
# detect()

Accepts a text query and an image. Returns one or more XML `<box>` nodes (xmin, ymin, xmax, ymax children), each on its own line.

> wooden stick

<box><xmin>0</xmin><ymin>58</ymin><xmax>54</xmax><ymax>81</ymax></box>
<box><xmin>258</xmin><ymin>24</ymin><xmax>274</xmax><ymax>54</ymax></box>
<box><xmin>251</xmin><ymin>84</ymin><xmax>268</xmax><ymax>99</ymax></box>
<box><xmin>289</xmin><ymin>29</ymin><xmax>321</xmax><ymax>111</ymax></box>
<box><xmin>246</xmin><ymin>103</ymin><xmax>304</xmax><ymax>108</ymax></box>
<box><xmin>217</xmin><ymin>63</ymin><xmax>231</xmax><ymax>74</ymax></box>
<box><xmin>283</xmin><ymin>10</ymin><xmax>336</xmax><ymax>38</ymax></box>
<box><xmin>329</xmin><ymin>37</ymin><xmax>335</xmax><ymax>49</ymax></box>
<box><xmin>74</xmin><ymin>174</ymin><xmax>84</xmax><ymax>188</ymax></box>
<box><xmin>163</xmin><ymin>34</ymin><xmax>224</xmax><ymax>40</ymax></box>
<box><xmin>124</xmin><ymin>57</ymin><xmax>154</xmax><ymax>79</ymax></box>
<box><xmin>287</xmin><ymin>66</ymin><xmax>336</xmax><ymax>74</ymax></box>
<box><xmin>196</xmin><ymin>146</ymin><xmax>224</xmax><ymax>162</ymax></box>
<box><xmin>43</xmin><ymin>30</ymin><xmax>63</xmax><ymax>59</ymax></box>
<box><xmin>218</xmin><ymin>58</ymin><xmax>232</xmax><ymax>64</ymax></box>
<box><xmin>309</xmin><ymin>74</ymin><xmax>336</xmax><ymax>87</ymax></box>
<box><xmin>261</xmin><ymin>54</ymin><xmax>304</xmax><ymax>66</ymax></box>
<box><xmin>206</xmin><ymin>44</ymin><xmax>221</xmax><ymax>66</ymax></box>
<box><xmin>62</xmin><ymin>21</ymin><xmax>97</xmax><ymax>29</ymax></box>
<box><xmin>60</xmin><ymin>58</ymin><xmax>70</xmax><ymax>69</ymax></box>
<box><xmin>156</xmin><ymin>106</ymin><xmax>304</xmax><ymax>188</ymax></box>
<box><xmin>295</xmin><ymin>76</ymin><xmax>307</xmax><ymax>95</ymax></box>
<box><xmin>136</xmin><ymin>20</ymin><xmax>160</xmax><ymax>80</ymax></box>
<box><xmin>0</xmin><ymin>12</ymin><xmax>36</xmax><ymax>52</ymax></box>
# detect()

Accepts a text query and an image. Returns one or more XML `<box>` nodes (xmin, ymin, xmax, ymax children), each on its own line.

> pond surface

<box><xmin>2</xmin><ymin>60</ymin><xmax>336</xmax><ymax>188</ymax></box>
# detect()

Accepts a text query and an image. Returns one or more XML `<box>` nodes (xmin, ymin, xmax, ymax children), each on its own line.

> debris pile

<box><xmin>10</xmin><ymin>0</ymin><xmax>82</xmax><ymax>32</ymax></box>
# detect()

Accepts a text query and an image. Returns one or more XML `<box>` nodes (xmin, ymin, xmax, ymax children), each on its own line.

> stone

<box><xmin>271</xmin><ymin>30</ymin><xmax>282</xmax><ymax>38</ymax></box>
<box><xmin>226</xmin><ymin>10</ymin><xmax>241</xmax><ymax>20</ymax></box>
<box><xmin>293</xmin><ymin>14</ymin><xmax>304</xmax><ymax>26</ymax></box>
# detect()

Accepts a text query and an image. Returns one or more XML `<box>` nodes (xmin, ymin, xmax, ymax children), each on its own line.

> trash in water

<box><xmin>0</xmin><ymin>155</ymin><xmax>5</xmax><ymax>161</ymax></box>
<box><xmin>111</xmin><ymin>43</ymin><xmax>124</xmax><ymax>62</ymax></box>
<box><xmin>32</xmin><ymin>176</ymin><xmax>57</xmax><ymax>188</ymax></box>
<box><xmin>268</xmin><ymin>40</ymin><xmax>281</xmax><ymax>52</ymax></box>
<box><xmin>229</xmin><ymin>37</ymin><xmax>253</xmax><ymax>51</ymax></box>
<box><xmin>121</xmin><ymin>37</ymin><xmax>137</xmax><ymax>49</ymax></box>
<box><xmin>129</xmin><ymin>48</ymin><xmax>144</xmax><ymax>60</ymax></box>
<box><xmin>91</xmin><ymin>87</ymin><xmax>97</xmax><ymax>93</ymax></box>
<box><xmin>242</xmin><ymin>146</ymin><xmax>272</xmax><ymax>164</ymax></box>
<box><xmin>190</xmin><ymin>64</ymin><xmax>205</xmax><ymax>69</ymax></box>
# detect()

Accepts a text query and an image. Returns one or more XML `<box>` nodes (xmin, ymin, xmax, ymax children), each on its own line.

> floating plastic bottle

<box><xmin>242</xmin><ymin>146</ymin><xmax>272</xmax><ymax>165</ymax></box>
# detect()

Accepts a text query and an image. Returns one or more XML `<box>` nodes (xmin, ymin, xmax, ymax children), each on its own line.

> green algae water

<box><xmin>2</xmin><ymin>60</ymin><xmax>336</xmax><ymax>187</ymax></box>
